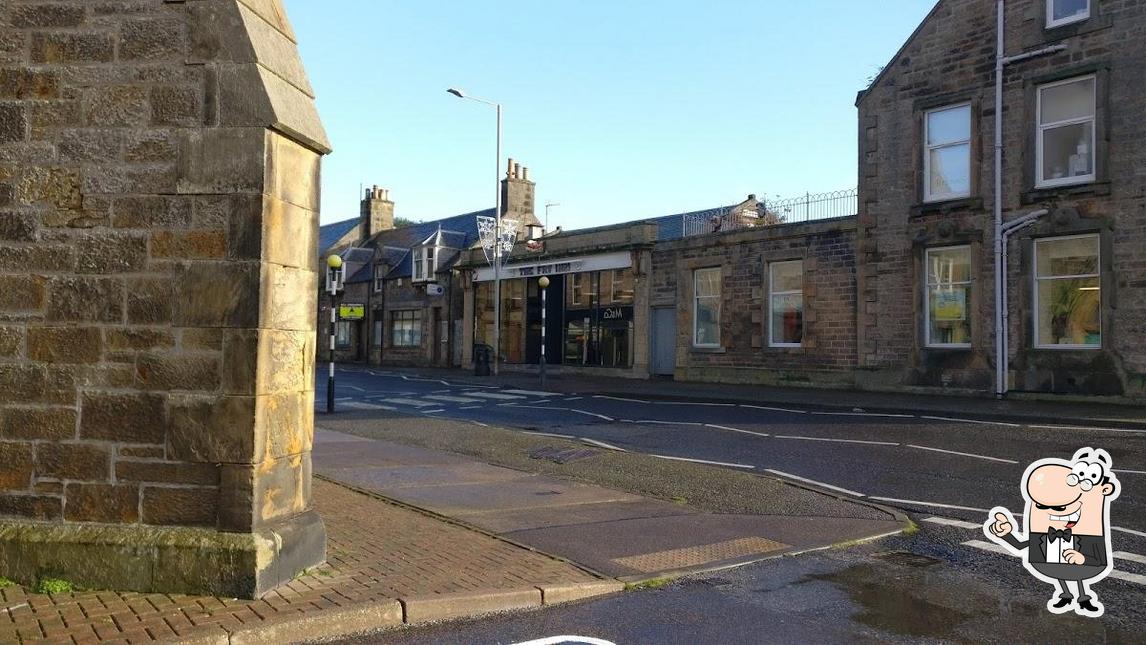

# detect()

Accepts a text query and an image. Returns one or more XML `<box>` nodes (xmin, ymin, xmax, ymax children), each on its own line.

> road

<box><xmin>316</xmin><ymin>367</ymin><xmax>1146</xmax><ymax>643</ymax></box>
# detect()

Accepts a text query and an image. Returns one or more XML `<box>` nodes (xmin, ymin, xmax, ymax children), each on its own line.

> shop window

<box><xmin>924</xmin><ymin>104</ymin><xmax>972</xmax><ymax>202</ymax></box>
<box><xmin>335</xmin><ymin>321</ymin><xmax>351</xmax><ymax>348</ymax></box>
<box><xmin>1035</xmin><ymin>235</ymin><xmax>1100</xmax><ymax>348</ymax></box>
<box><xmin>610</xmin><ymin>269</ymin><xmax>633</xmax><ymax>304</ymax></box>
<box><xmin>1047</xmin><ymin>0</ymin><xmax>1089</xmax><ymax>28</ymax></box>
<box><xmin>769</xmin><ymin>261</ymin><xmax>804</xmax><ymax>347</ymax></box>
<box><xmin>391</xmin><ymin>309</ymin><xmax>422</xmax><ymax>347</ymax></box>
<box><xmin>693</xmin><ymin>267</ymin><xmax>721</xmax><ymax>348</ymax></box>
<box><xmin>925</xmin><ymin>247</ymin><xmax>972</xmax><ymax>348</ymax></box>
<box><xmin>1037</xmin><ymin>76</ymin><xmax>1095</xmax><ymax>188</ymax></box>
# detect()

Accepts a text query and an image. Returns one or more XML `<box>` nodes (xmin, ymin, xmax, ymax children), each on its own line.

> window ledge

<box><xmin>691</xmin><ymin>346</ymin><xmax>726</xmax><ymax>354</ymax></box>
<box><xmin>910</xmin><ymin>196</ymin><xmax>984</xmax><ymax>218</ymax></box>
<box><xmin>1021</xmin><ymin>181</ymin><xmax>1110</xmax><ymax>205</ymax></box>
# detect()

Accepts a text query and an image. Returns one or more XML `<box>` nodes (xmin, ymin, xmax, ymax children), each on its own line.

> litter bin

<box><xmin>474</xmin><ymin>344</ymin><xmax>492</xmax><ymax>376</ymax></box>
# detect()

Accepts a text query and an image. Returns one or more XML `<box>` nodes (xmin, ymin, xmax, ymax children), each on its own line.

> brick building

<box><xmin>318</xmin><ymin>160</ymin><xmax>541</xmax><ymax>367</ymax></box>
<box><xmin>857</xmin><ymin>0</ymin><xmax>1146</xmax><ymax>397</ymax></box>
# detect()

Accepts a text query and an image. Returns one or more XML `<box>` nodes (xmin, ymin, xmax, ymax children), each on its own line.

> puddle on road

<box><xmin>809</xmin><ymin>561</ymin><xmax>1139</xmax><ymax>643</ymax></box>
<box><xmin>811</xmin><ymin>564</ymin><xmax>981</xmax><ymax>639</ymax></box>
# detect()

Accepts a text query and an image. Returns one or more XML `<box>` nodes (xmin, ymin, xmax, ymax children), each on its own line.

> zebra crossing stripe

<box><xmin>462</xmin><ymin>391</ymin><xmax>526</xmax><ymax>400</ymax></box>
<box><xmin>922</xmin><ymin>517</ymin><xmax>981</xmax><ymax>530</ymax></box>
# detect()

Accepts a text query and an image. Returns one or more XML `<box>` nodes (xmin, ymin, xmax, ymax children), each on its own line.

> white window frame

<box><xmin>1046</xmin><ymin>0</ymin><xmax>1090</xmax><ymax>29</ymax></box>
<box><xmin>412</xmin><ymin>248</ymin><xmax>424</xmax><ymax>281</ymax></box>
<box><xmin>1036</xmin><ymin>75</ymin><xmax>1096</xmax><ymax>189</ymax></box>
<box><xmin>923</xmin><ymin>103</ymin><xmax>972</xmax><ymax>203</ymax></box>
<box><xmin>391</xmin><ymin>309</ymin><xmax>422</xmax><ymax>347</ymax></box>
<box><xmin>425</xmin><ymin>245</ymin><xmax>436</xmax><ymax>280</ymax></box>
<box><xmin>571</xmin><ymin>274</ymin><xmax>584</xmax><ymax>306</ymax></box>
<box><xmin>768</xmin><ymin>260</ymin><xmax>804</xmax><ymax>348</ymax></box>
<box><xmin>373</xmin><ymin>265</ymin><xmax>384</xmax><ymax>292</ymax></box>
<box><xmin>693</xmin><ymin>267</ymin><xmax>721</xmax><ymax>348</ymax></box>
<box><xmin>923</xmin><ymin>246</ymin><xmax>972</xmax><ymax>349</ymax></box>
<box><xmin>1033</xmin><ymin>234</ymin><xmax>1101</xmax><ymax>350</ymax></box>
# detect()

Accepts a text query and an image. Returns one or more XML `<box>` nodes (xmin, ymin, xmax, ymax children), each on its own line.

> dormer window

<box><xmin>373</xmin><ymin>265</ymin><xmax>385</xmax><ymax>292</ymax></box>
<box><xmin>412</xmin><ymin>244</ymin><xmax>438</xmax><ymax>283</ymax></box>
<box><xmin>1047</xmin><ymin>0</ymin><xmax>1089</xmax><ymax>28</ymax></box>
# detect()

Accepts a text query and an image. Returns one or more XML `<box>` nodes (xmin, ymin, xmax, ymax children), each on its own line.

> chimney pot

<box><xmin>522</xmin><ymin>167</ymin><xmax>529</xmax><ymax>181</ymax></box>
<box><xmin>507</xmin><ymin>158</ymin><xmax>515</xmax><ymax>178</ymax></box>
<box><xmin>513</xmin><ymin>162</ymin><xmax>521</xmax><ymax>179</ymax></box>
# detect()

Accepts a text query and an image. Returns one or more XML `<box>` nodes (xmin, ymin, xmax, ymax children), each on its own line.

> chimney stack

<box><xmin>500</xmin><ymin>157</ymin><xmax>539</xmax><ymax>238</ymax></box>
<box><xmin>360</xmin><ymin>185</ymin><xmax>395</xmax><ymax>241</ymax></box>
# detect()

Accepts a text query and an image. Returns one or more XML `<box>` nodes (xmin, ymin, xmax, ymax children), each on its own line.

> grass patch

<box><xmin>0</xmin><ymin>577</ymin><xmax>14</xmax><ymax>589</ymax></box>
<box><xmin>625</xmin><ymin>576</ymin><xmax>675</xmax><ymax>591</ymax></box>
<box><xmin>34</xmin><ymin>578</ymin><xmax>74</xmax><ymax>595</ymax></box>
<box><xmin>901</xmin><ymin>520</ymin><xmax>920</xmax><ymax>536</ymax></box>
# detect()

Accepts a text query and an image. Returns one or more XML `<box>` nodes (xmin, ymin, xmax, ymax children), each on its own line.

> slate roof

<box><xmin>317</xmin><ymin>218</ymin><xmax>360</xmax><ymax>255</ymax></box>
<box><xmin>338</xmin><ymin>208</ymin><xmax>491</xmax><ymax>284</ymax></box>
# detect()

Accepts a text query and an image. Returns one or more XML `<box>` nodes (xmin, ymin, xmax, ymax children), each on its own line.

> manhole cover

<box><xmin>528</xmin><ymin>446</ymin><xmax>599</xmax><ymax>464</ymax></box>
<box><xmin>873</xmin><ymin>551</ymin><xmax>943</xmax><ymax>568</ymax></box>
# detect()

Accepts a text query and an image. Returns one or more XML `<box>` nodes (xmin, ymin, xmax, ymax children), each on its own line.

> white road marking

<box><xmin>464</xmin><ymin>391</ymin><xmax>525</xmax><ymax>400</ymax></box>
<box><xmin>868</xmin><ymin>497</ymin><xmax>990</xmax><ymax>513</ymax></box>
<box><xmin>919</xmin><ymin>415</ymin><xmax>1021</xmax><ymax>427</ymax></box>
<box><xmin>570</xmin><ymin>409</ymin><xmax>614</xmax><ymax>421</ymax></box>
<box><xmin>962</xmin><ymin>539</ymin><xmax>1010</xmax><ymax>556</ymax></box>
<box><xmin>564</xmin><ymin>396</ymin><xmax>584</xmax><ymax>401</ymax></box>
<box><xmin>342</xmin><ymin>401</ymin><xmax>395</xmax><ymax>411</ymax></box>
<box><xmin>922</xmin><ymin>516</ymin><xmax>982</xmax><ymax>530</ymax></box>
<box><xmin>765</xmin><ymin>469</ymin><xmax>865</xmax><ymax>497</ymax></box>
<box><xmin>423</xmin><ymin>395</ymin><xmax>484</xmax><ymax>404</ymax></box>
<box><xmin>581</xmin><ymin>438</ymin><xmax>627</xmax><ymax>452</ymax></box>
<box><xmin>631</xmin><ymin>420</ymin><xmax>704</xmax><ymax>427</ymax></box>
<box><xmin>1114</xmin><ymin>526</ymin><xmax>1146</xmax><ymax>538</ymax></box>
<box><xmin>705</xmin><ymin>423</ymin><xmax>770</xmax><ymax>438</ymax></box>
<box><xmin>384</xmin><ymin>398</ymin><xmax>436</xmax><ymax>408</ymax></box>
<box><xmin>1110</xmin><ymin>570</ymin><xmax>1146</xmax><ymax>586</ymax></box>
<box><xmin>774</xmin><ymin>435</ymin><xmax>899</xmax><ymax>446</ymax></box>
<box><xmin>905</xmin><ymin>444</ymin><xmax>1019</xmax><ymax>464</ymax></box>
<box><xmin>652</xmin><ymin>401</ymin><xmax>736</xmax><ymax>407</ymax></box>
<box><xmin>1027</xmin><ymin>424</ymin><xmax>1146</xmax><ymax>435</ymax></box>
<box><xmin>655</xmin><ymin>454</ymin><xmax>754</xmax><ymax>469</ymax></box>
<box><xmin>459</xmin><ymin>405</ymin><xmax>485</xmax><ymax>410</ymax></box>
<box><xmin>470</xmin><ymin>421</ymin><xmax>490</xmax><ymax>427</ymax></box>
<box><xmin>504</xmin><ymin>389</ymin><xmax>559</xmax><ymax>397</ymax></box>
<box><xmin>1114</xmin><ymin>469</ymin><xmax>1146</xmax><ymax>476</ymax></box>
<box><xmin>335</xmin><ymin>397</ymin><xmax>353</xmax><ymax>402</ymax></box>
<box><xmin>421</xmin><ymin>409</ymin><xmax>446</xmax><ymax>414</ymax></box>
<box><xmin>1114</xmin><ymin>551</ymin><xmax>1146</xmax><ymax>565</ymax></box>
<box><xmin>522</xmin><ymin>431</ymin><xmax>575</xmax><ymax>439</ymax></box>
<box><xmin>594</xmin><ymin>395</ymin><xmax>648</xmax><ymax>403</ymax></box>
<box><xmin>809</xmin><ymin>411</ymin><xmax>915</xmax><ymax>419</ymax></box>
<box><xmin>740</xmin><ymin>404</ymin><xmax>808</xmax><ymax>414</ymax></box>
<box><xmin>347</xmin><ymin>385</ymin><xmax>366</xmax><ymax>392</ymax></box>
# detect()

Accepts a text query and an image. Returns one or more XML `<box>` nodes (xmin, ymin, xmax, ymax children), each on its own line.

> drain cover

<box><xmin>529</xmin><ymin>446</ymin><xmax>599</xmax><ymax>464</ymax></box>
<box><xmin>873</xmin><ymin>551</ymin><xmax>943</xmax><ymax>568</ymax></box>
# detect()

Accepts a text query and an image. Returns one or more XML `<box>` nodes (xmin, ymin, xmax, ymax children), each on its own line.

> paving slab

<box><xmin>321</xmin><ymin>462</ymin><xmax>526</xmax><ymax>490</ymax></box>
<box><xmin>460</xmin><ymin>499</ymin><xmax>697</xmax><ymax>533</ymax></box>
<box><xmin>380</xmin><ymin>479</ymin><xmax>647</xmax><ymax>517</ymax></box>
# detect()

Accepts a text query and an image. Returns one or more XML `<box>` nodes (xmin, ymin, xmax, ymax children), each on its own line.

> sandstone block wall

<box><xmin>857</xmin><ymin>0</ymin><xmax>1146</xmax><ymax>395</ymax></box>
<box><xmin>650</xmin><ymin>219</ymin><xmax>858</xmax><ymax>386</ymax></box>
<box><xmin>0</xmin><ymin>0</ymin><xmax>330</xmax><ymax>597</ymax></box>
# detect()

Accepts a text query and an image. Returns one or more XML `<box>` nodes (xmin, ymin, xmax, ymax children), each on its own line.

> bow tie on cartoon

<box><xmin>1047</xmin><ymin>527</ymin><xmax>1073</xmax><ymax>543</ymax></box>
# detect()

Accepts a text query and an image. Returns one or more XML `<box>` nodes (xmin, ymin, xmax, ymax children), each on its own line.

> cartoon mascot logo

<box><xmin>984</xmin><ymin>447</ymin><xmax>1120</xmax><ymax>618</ymax></box>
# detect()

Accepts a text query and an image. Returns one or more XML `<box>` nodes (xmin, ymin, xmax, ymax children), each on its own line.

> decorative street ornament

<box><xmin>477</xmin><ymin>215</ymin><xmax>518</xmax><ymax>266</ymax></box>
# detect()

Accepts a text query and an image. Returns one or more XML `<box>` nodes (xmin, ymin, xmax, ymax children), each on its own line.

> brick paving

<box><xmin>0</xmin><ymin>479</ymin><xmax>599</xmax><ymax>644</ymax></box>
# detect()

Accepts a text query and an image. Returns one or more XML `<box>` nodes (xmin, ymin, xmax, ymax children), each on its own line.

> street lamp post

<box><xmin>325</xmin><ymin>254</ymin><xmax>343</xmax><ymax>413</ymax></box>
<box><xmin>448</xmin><ymin>87</ymin><xmax>503</xmax><ymax>376</ymax></box>
<box><xmin>538</xmin><ymin>276</ymin><xmax>550</xmax><ymax>388</ymax></box>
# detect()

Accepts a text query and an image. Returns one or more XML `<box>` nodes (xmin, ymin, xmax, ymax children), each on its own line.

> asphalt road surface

<box><xmin>316</xmin><ymin>367</ymin><xmax>1146</xmax><ymax>643</ymax></box>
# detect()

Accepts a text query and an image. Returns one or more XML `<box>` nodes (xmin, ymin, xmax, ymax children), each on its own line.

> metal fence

<box><xmin>682</xmin><ymin>188</ymin><xmax>857</xmax><ymax>238</ymax></box>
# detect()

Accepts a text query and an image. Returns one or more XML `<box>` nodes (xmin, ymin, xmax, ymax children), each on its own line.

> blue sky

<box><xmin>283</xmin><ymin>1</ymin><xmax>937</xmax><ymax>229</ymax></box>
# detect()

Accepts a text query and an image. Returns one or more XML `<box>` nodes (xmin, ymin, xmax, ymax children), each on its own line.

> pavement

<box><xmin>1</xmin><ymin>424</ymin><xmax>905</xmax><ymax>644</ymax></box>
<box><xmin>313</xmin><ymin>429</ymin><xmax>905</xmax><ymax>581</ymax></box>
<box><xmin>355</xmin><ymin>365</ymin><xmax>1146</xmax><ymax>429</ymax></box>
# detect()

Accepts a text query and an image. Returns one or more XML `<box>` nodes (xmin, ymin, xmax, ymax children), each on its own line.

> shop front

<box><xmin>472</xmin><ymin>251</ymin><xmax>638</xmax><ymax>372</ymax></box>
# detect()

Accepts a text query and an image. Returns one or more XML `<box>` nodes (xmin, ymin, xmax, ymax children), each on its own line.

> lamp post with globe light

<box><xmin>325</xmin><ymin>254</ymin><xmax>344</xmax><ymax>413</ymax></box>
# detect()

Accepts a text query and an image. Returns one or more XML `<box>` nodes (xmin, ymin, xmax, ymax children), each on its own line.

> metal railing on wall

<box><xmin>682</xmin><ymin>188</ymin><xmax>857</xmax><ymax>238</ymax></box>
